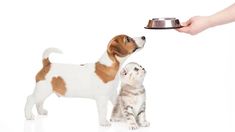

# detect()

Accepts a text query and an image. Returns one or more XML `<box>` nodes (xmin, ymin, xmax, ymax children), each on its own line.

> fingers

<box><xmin>177</xmin><ymin>26</ymin><xmax>190</xmax><ymax>33</ymax></box>
<box><xmin>177</xmin><ymin>22</ymin><xmax>190</xmax><ymax>33</ymax></box>
<box><xmin>181</xmin><ymin>22</ymin><xmax>188</xmax><ymax>26</ymax></box>
<box><xmin>176</xmin><ymin>19</ymin><xmax>192</xmax><ymax>33</ymax></box>
<box><xmin>182</xmin><ymin>20</ymin><xmax>191</xmax><ymax>27</ymax></box>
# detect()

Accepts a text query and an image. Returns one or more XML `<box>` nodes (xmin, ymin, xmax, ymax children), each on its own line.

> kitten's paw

<box><xmin>100</xmin><ymin>120</ymin><xmax>111</xmax><ymax>127</ymax></box>
<box><xmin>139</xmin><ymin>121</ymin><xmax>150</xmax><ymax>127</ymax></box>
<box><xmin>129</xmin><ymin>123</ymin><xmax>139</xmax><ymax>130</ymax></box>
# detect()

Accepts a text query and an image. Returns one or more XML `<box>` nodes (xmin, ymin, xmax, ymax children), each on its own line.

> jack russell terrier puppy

<box><xmin>25</xmin><ymin>34</ymin><xmax>146</xmax><ymax>126</ymax></box>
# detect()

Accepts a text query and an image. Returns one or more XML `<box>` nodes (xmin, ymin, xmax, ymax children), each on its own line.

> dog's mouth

<box><xmin>133</xmin><ymin>45</ymin><xmax>144</xmax><ymax>53</ymax></box>
<box><xmin>132</xmin><ymin>36</ymin><xmax>146</xmax><ymax>52</ymax></box>
<box><xmin>133</xmin><ymin>47</ymin><xmax>138</xmax><ymax>52</ymax></box>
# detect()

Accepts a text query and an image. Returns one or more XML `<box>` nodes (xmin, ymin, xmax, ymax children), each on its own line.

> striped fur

<box><xmin>111</xmin><ymin>62</ymin><xmax>150</xmax><ymax>130</ymax></box>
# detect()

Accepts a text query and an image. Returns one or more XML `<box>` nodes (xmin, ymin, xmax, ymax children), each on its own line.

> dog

<box><xmin>24</xmin><ymin>34</ymin><xmax>146</xmax><ymax>126</ymax></box>
<box><xmin>111</xmin><ymin>62</ymin><xmax>149</xmax><ymax>130</ymax></box>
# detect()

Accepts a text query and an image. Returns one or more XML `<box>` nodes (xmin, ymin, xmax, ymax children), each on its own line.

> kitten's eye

<box><xmin>134</xmin><ymin>67</ymin><xmax>139</xmax><ymax>71</ymax></box>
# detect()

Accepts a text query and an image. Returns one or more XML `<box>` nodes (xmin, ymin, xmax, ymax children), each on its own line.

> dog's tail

<box><xmin>42</xmin><ymin>48</ymin><xmax>62</xmax><ymax>66</ymax></box>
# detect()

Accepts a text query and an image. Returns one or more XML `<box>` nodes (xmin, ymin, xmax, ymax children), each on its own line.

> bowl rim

<box><xmin>144</xmin><ymin>26</ymin><xmax>183</xmax><ymax>29</ymax></box>
<box><xmin>145</xmin><ymin>17</ymin><xmax>182</xmax><ymax>29</ymax></box>
<box><xmin>152</xmin><ymin>17</ymin><xmax>177</xmax><ymax>21</ymax></box>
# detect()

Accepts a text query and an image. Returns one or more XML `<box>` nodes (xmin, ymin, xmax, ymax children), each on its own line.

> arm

<box><xmin>210</xmin><ymin>3</ymin><xmax>235</xmax><ymax>27</ymax></box>
<box><xmin>177</xmin><ymin>3</ymin><xmax>235</xmax><ymax>35</ymax></box>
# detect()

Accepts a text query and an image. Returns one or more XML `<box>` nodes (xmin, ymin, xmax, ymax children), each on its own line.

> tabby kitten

<box><xmin>111</xmin><ymin>62</ymin><xmax>150</xmax><ymax>130</ymax></box>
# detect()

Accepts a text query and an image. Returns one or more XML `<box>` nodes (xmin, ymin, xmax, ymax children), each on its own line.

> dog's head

<box><xmin>107</xmin><ymin>35</ymin><xmax>145</xmax><ymax>58</ymax></box>
<box><xmin>120</xmin><ymin>62</ymin><xmax>146</xmax><ymax>86</ymax></box>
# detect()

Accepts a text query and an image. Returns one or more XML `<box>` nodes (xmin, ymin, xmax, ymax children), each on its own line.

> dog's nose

<box><xmin>141</xmin><ymin>36</ymin><xmax>146</xmax><ymax>40</ymax></box>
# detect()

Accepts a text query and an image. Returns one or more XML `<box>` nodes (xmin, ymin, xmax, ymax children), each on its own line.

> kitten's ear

<box><xmin>120</xmin><ymin>68</ymin><xmax>127</xmax><ymax>76</ymax></box>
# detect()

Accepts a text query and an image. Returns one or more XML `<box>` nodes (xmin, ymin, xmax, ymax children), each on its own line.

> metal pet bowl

<box><xmin>145</xmin><ymin>18</ymin><xmax>182</xmax><ymax>29</ymax></box>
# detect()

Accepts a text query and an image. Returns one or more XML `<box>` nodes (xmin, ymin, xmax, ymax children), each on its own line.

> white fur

<box><xmin>42</xmin><ymin>48</ymin><xmax>62</xmax><ymax>59</ymax></box>
<box><xmin>99</xmin><ymin>52</ymin><xmax>114</xmax><ymax>67</ymax></box>
<box><xmin>121</xmin><ymin>62</ymin><xmax>146</xmax><ymax>87</ymax></box>
<box><xmin>133</xmin><ymin>37</ymin><xmax>145</xmax><ymax>49</ymax></box>
<box><xmin>25</xmin><ymin>36</ymin><xmax>146</xmax><ymax>127</ymax></box>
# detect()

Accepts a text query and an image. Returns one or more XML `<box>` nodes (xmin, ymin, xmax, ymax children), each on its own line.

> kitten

<box><xmin>111</xmin><ymin>62</ymin><xmax>150</xmax><ymax>130</ymax></box>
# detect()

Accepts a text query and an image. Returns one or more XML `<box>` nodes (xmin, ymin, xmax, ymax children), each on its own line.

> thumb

<box><xmin>176</xmin><ymin>19</ymin><xmax>192</xmax><ymax>32</ymax></box>
<box><xmin>181</xmin><ymin>19</ymin><xmax>192</xmax><ymax>26</ymax></box>
<box><xmin>181</xmin><ymin>22</ymin><xmax>188</xmax><ymax>27</ymax></box>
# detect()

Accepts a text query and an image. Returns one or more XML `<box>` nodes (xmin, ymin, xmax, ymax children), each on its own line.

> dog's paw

<box><xmin>25</xmin><ymin>113</ymin><xmax>35</xmax><ymax>120</ymax></box>
<box><xmin>110</xmin><ymin>117</ymin><xmax>122</xmax><ymax>122</ymax></box>
<box><xmin>100</xmin><ymin>120</ymin><xmax>111</xmax><ymax>127</ymax></box>
<box><xmin>38</xmin><ymin>109</ymin><xmax>48</xmax><ymax>115</ymax></box>
<box><xmin>139</xmin><ymin>121</ymin><xmax>150</xmax><ymax>127</ymax></box>
<box><xmin>129</xmin><ymin>123</ymin><xmax>139</xmax><ymax>130</ymax></box>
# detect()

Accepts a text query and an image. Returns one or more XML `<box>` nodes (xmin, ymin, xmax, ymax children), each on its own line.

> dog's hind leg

<box><xmin>36</xmin><ymin>102</ymin><xmax>48</xmax><ymax>115</ymax></box>
<box><xmin>25</xmin><ymin>94</ymin><xmax>36</xmax><ymax>120</ymax></box>
<box><xmin>25</xmin><ymin>80</ymin><xmax>52</xmax><ymax>120</ymax></box>
<box><xmin>34</xmin><ymin>81</ymin><xmax>53</xmax><ymax>116</ymax></box>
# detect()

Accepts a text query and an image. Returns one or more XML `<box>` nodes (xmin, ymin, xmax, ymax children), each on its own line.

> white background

<box><xmin>0</xmin><ymin>0</ymin><xmax>234</xmax><ymax>132</ymax></box>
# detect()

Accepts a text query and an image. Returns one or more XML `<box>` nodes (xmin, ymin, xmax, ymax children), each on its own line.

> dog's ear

<box><xmin>120</xmin><ymin>68</ymin><xmax>127</xmax><ymax>76</ymax></box>
<box><xmin>108</xmin><ymin>41</ymin><xmax>128</xmax><ymax>57</ymax></box>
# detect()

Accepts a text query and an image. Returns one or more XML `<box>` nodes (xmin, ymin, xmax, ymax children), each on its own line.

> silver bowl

<box><xmin>145</xmin><ymin>18</ymin><xmax>182</xmax><ymax>29</ymax></box>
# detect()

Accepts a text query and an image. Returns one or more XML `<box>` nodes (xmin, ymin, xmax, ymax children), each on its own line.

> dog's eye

<box><xmin>125</xmin><ymin>37</ymin><xmax>130</xmax><ymax>44</ymax></box>
<box><xmin>134</xmin><ymin>67</ymin><xmax>139</xmax><ymax>71</ymax></box>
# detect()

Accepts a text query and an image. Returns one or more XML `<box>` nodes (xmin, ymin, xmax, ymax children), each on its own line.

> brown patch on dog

<box><xmin>36</xmin><ymin>58</ymin><xmax>51</xmax><ymax>82</ymax></box>
<box><xmin>95</xmin><ymin>60</ymin><xmax>119</xmax><ymax>83</ymax></box>
<box><xmin>95</xmin><ymin>35</ymin><xmax>138</xmax><ymax>83</ymax></box>
<box><xmin>51</xmin><ymin>76</ymin><xmax>67</xmax><ymax>96</ymax></box>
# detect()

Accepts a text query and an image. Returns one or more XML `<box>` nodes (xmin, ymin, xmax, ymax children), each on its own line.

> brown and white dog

<box><xmin>25</xmin><ymin>34</ymin><xmax>146</xmax><ymax>126</ymax></box>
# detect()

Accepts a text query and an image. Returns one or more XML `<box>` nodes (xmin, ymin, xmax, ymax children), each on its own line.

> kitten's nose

<box><xmin>142</xmin><ymin>68</ymin><xmax>146</xmax><ymax>73</ymax></box>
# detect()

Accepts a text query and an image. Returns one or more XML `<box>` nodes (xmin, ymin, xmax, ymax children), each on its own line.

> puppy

<box><xmin>111</xmin><ymin>62</ymin><xmax>149</xmax><ymax>130</ymax></box>
<box><xmin>24</xmin><ymin>35</ymin><xmax>146</xmax><ymax>126</ymax></box>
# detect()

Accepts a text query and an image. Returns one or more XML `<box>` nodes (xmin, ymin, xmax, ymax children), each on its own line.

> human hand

<box><xmin>177</xmin><ymin>16</ymin><xmax>212</xmax><ymax>35</ymax></box>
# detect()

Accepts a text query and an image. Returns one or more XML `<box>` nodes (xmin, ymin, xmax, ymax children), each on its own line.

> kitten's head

<box><xmin>120</xmin><ymin>62</ymin><xmax>146</xmax><ymax>86</ymax></box>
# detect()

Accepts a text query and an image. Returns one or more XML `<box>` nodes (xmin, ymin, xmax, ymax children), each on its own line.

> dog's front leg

<box><xmin>96</xmin><ymin>97</ymin><xmax>111</xmax><ymax>127</ymax></box>
<box><xmin>109</xmin><ymin>90</ymin><xmax>118</xmax><ymax>105</ymax></box>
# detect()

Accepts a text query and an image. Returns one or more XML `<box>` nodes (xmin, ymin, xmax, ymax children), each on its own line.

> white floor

<box><xmin>1</xmin><ymin>90</ymin><xmax>233</xmax><ymax>132</ymax></box>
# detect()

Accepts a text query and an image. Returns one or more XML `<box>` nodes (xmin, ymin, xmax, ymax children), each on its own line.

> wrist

<box><xmin>207</xmin><ymin>14</ymin><xmax>221</xmax><ymax>28</ymax></box>
<box><xmin>206</xmin><ymin>15</ymin><xmax>215</xmax><ymax>28</ymax></box>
